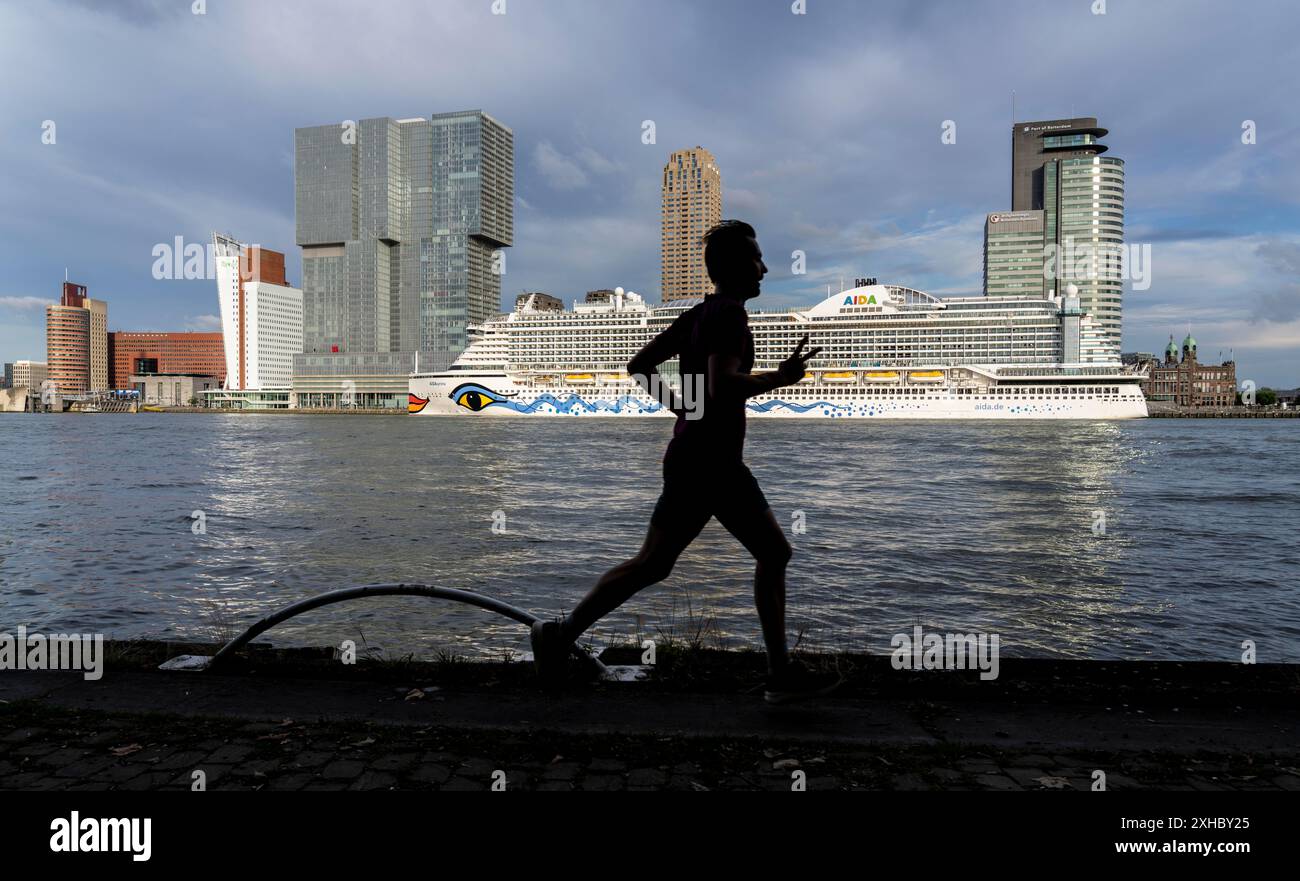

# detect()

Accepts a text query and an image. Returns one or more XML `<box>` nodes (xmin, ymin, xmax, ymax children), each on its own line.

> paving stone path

<box><xmin>4</xmin><ymin>703</ymin><xmax>1297</xmax><ymax>791</ymax></box>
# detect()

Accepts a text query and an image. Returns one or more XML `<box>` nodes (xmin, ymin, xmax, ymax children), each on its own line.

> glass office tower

<box><xmin>984</xmin><ymin>210</ymin><xmax>1047</xmax><ymax>299</ymax></box>
<box><xmin>293</xmin><ymin>111</ymin><xmax>513</xmax><ymax>406</ymax></box>
<box><xmin>1004</xmin><ymin>118</ymin><xmax>1125</xmax><ymax>346</ymax></box>
<box><xmin>423</xmin><ymin>111</ymin><xmax>515</xmax><ymax>369</ymax></box>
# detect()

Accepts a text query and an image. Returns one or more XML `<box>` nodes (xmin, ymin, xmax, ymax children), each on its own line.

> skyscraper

<box><xmin>661</xmin><ymin>147</ymin><xmax>721</xmax><ymax>302</ymax></box>
<box><xmin>424</xmin><ymin>111</ymin><xmax>515</xmax><ymax>368</ymax></box>
<box><xmin>213</xmin><ymin>235</ymin><xmax>303</xmax><ymax>391</ymax></box>
<box><xmin>85</xmin><ymin>295</ymin><xmax>108</xmax><ymax>392</ymax></box>
<box><xmin>293</xmin><ymin>111</ymin><xmax>513</xmax><ymax>407</ymax></box>
<box><xmin>998</xmin><ymin>118</ymin><xmax>1125</xmax><ymax>345</ymax></box>
<box><xmin>983</xmin><ymin>210</ymin><xmax>1046</xmax><ymax>298</ymax></box>
<box><xmin>45</xmin><ymin>282</ymin><xmax>107</xmax><ymax>395</ymax></box>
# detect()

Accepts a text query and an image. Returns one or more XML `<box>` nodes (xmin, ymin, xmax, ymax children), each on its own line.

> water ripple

<box><xmin>0</xmin><ymin>414</ymin><xmax>1296</xmax><ymax>661</ymax></box>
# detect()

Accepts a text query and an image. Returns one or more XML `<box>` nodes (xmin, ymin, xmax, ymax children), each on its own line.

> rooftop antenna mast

<box><xmin>1011</xmin><ymin>91</ymin><xmax>1017</xmax><ymax>204</ymax></box>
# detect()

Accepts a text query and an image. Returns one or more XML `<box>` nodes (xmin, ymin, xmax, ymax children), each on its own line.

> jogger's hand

<box><xmin>777</xmin><ymin>335</ymin><xmax>822</xmax><ymax>385</ymax></box>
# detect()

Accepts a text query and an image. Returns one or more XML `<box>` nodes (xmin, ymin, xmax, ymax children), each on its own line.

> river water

<box><xmin>1</xmin><ymin>414</ymin><xmax>1296</xmax><ymax>662</ymax></box>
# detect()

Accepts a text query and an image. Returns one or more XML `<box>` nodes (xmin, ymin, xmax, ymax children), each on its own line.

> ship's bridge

<box><xmin>803</xmin><ymin>284</ymin><xmax>944</xmax><ymax>318</ymax></box>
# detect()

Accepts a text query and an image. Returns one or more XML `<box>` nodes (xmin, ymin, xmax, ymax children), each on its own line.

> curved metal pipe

<box><xmin>208</xmin><ymin>583</ymin><xmax>606</xmax><ymax>675</ymax></box>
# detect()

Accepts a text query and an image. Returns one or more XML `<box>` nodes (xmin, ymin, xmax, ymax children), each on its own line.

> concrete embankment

<box><xmin>1</xmin><ymin>642</ymin><xmax>1296</xmax><ymax>790</ymax></box>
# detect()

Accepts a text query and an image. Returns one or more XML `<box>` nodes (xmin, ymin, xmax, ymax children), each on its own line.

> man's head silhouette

<box><xmin>703</xmin><ymin>220</ymin><xmax>767</xmax><ymax>300</ymax></box>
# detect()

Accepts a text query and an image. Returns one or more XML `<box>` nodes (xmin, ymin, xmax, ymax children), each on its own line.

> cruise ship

<box><xmin>408</xmin><ymin>284</ymin><xmax>1147</xmax><ymax>419</ymax></box>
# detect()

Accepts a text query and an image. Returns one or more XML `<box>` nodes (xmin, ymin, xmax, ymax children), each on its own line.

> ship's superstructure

<box><xmin>409</xmin><ymin>284</ymin><xmax>1147</xmax><ymax>419</ymax></box>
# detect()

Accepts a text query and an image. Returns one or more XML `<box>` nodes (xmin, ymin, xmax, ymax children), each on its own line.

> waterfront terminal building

<box><xmin>1138</xmin><ymin>335</ymin><xmax>1236</xmax><ymax>408</ymax></box>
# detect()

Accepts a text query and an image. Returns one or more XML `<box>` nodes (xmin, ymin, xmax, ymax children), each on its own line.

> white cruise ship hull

<box><xmin>408</xmin><ymin>284</ymin><xmax>1150</xmax><ymax>420</ymax></box>
<box><xmin>409</xmin><ymin>373</ymin><xmax>1148</xmax><ymax>419</ymax></box>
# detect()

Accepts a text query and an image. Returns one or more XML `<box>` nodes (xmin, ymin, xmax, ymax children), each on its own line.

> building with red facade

<box><xmin>1139</xmin><ymin>334</ymin><xmax>1236</xmax><ymax>408</ymax></box>
<box><xmin>46</xmin><ymin>282</ymin><xmax>106</xmax><ymax>395</ymax></box>
<box><xmin>108</xmin><ymin>332</ymin><xmax>226</xmax><ymax>389</ymax></box>
<box><xmin>212</xmin><ymin>237</ymin><xmax>301</xmax><ymax>391</ymax></box>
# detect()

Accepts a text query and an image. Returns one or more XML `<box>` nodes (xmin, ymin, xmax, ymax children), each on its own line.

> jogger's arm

<box><xmin>710</xmin><ymin>336</ymin><xmax>822</xmax><ymax>400</ymax></box>
<box><xmin>628</xmin><ymin>326</ymin><xmax>685</xmax><ymax>412</ymax></box>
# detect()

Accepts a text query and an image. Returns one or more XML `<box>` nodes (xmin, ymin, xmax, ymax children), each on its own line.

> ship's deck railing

<box><xmin>997</xmin><ymin>365</ymin><xmax>1129</xmax><ymax>377</ymax></box>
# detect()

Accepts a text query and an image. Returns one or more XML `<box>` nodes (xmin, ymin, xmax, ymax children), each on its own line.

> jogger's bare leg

<box><xmin>717</xmin><ymin>507</ymin><xmax>793</xmax><ymax>674</ymax></box>
<box><xmin>560</xmin><ymin>519</ymin><xmax>705</xmax><ymax>644</ymax></box>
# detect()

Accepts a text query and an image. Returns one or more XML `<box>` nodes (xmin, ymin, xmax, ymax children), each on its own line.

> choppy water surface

<box><xmin>1</xmin><ymin>414</ymin><xmax>1297</xmax><ymax>661</ymax></box>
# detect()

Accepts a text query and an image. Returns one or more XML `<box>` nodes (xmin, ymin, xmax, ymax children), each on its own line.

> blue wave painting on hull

<box><xmin>491</xmin><ymin>393</ymin><xmax>665</xmax><ymax>415</ymax></box>
<box><xmin>499</xmin><ymin>396</ymin><xmax>852</xmax><ymax>416</ymax></box>
<box><xmin>451</xmin><ymin>382</ymin><xmax>664</xmax><ymax>414</ymax></box>
<box><xmin>745</xmin><ymin>399</ymin><xmax>852</xmax><ymax>415</ymax></box>
<box><xmin>451</xmin><ymin>382</ymin><xmax>858</xmax><ymax>416</ymax></box>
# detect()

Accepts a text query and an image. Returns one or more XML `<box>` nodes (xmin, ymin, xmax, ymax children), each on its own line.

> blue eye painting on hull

<box><xmin>449</xmin><ymin>383</ymin><xmax>665</xmax><ymax>415</ymax></box>
<box><xmin>449</xmin><ymin>382</ymin><xmax>517</xmax><ymax>412</ymax></box>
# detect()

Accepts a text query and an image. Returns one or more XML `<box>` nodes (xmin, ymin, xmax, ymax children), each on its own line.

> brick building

<box><xmin>45</xmin><ymin>281</ymin><xmax>109</xmax><ymax>395</ymax></box>
<box><xmin>1140</xmin><ymin>334</ymin><xmax>1236</xmax><ymax>407</ymax></box>
<box><xmin>108</xmin><ymin>332</ymin><xmax>226</xmax><ymax>389</ymax></box>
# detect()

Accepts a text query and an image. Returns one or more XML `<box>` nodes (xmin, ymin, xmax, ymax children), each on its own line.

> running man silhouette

<box><xmin>532</xmin><ymin>220</ymin><xmax>843</xmax><ymax>704</ymax></box>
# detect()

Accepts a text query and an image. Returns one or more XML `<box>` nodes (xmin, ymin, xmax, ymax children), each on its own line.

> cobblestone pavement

<box><xmin>3</xmin><ymin>703</ymin><xmax>1298</xmax><ymax>791</ymax></box>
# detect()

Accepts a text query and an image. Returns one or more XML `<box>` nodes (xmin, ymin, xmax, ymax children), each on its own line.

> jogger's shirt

<box><xmin>658</xmin><ymin>296</ymin><xmax>755</xmax><ymax>466</ymax></box>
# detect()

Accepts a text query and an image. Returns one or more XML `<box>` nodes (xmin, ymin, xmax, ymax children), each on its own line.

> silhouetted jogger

<box><xmin>532</xmin><ymin>220</ymin><xmax>843</xmax><ymax>704</ymax></box>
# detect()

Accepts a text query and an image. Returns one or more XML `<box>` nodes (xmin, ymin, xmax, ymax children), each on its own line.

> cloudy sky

<box><xmin>2</xmin><ymin>0</ymin><xmax>1298</xmax><ymax>384</ymax></box>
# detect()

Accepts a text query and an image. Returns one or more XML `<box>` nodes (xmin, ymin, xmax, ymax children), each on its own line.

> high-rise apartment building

<box><xmin>293</xmin><ymin>110</ymin><xmax>514</xmax><ymax>407</ymax></box>
<box><xmin>991</xmin><ymin>118</ymin><xmax>1125</xmax><ymax>345</ymax></box>
<box><xmin>85</xmin><ymin>296</ymin><xmax>108</xmax><ymax>392</ymax></box>
<box><xmin>661</xmin><ymin>147</ymin><xmax>721</xmax><ymax>302</ymax></box>
<box><xmin>46</xmin><ymin>282</ymin><xmax>101</xmax><ymax>395</ymax></box>
<box><xmin>425</xmin><ymin>111</ymin><xmax>515</xmax><ymax>367</ymax></box>
<box><xmin>213</xmin><ymin>235</ymin><xmax>303</xmax><ymax>390</ymax></box>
